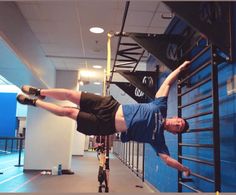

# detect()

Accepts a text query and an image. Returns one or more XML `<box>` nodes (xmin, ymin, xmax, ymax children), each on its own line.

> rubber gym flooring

<box><xmin>0</xmin><ymin>151</ymin><xmax>154</xmax><ymax>193</ymax></box>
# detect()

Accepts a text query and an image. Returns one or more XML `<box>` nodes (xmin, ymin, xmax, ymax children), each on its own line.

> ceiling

<box><xmin>16</xmin><ymin>1</ymin><xmax>172</xmax><ymax>88</ymax></box>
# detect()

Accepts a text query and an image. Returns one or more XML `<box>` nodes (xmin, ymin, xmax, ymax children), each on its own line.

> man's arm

<box><xmin>159</xmin><ymin>153</ymin><xmax>190</xmax><ymax>176</ymax></box>
<box><xmin>155</xmin><ymin>61</ymin><xmax>191</xmax><ymax>98</ymax></box>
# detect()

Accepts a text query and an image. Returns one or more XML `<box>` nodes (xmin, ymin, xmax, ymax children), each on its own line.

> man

<box><xmin>17</xmin><ymin>61</ymin><xmax>191</xmax><ymax>176</ymax></box>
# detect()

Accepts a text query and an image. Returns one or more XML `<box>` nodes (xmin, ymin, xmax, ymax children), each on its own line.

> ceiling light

<box><xmin>92</xmin><ymin>65</ymin><xmax>102</xmax><ymax>69</ymax></box>
<box><xmin>80</xmin><ymin>70</ymin><xmax>96</xmax><ymax>77</ymax></box>
<box><xmin>89</xmin><ymin>27</ymin><xmax>104</xmax><ymax>34</ymax></box>
<box><xmin>78</xmin><ymin>80</ymin><xmax>90</xmax><ymax>85</ymax></box>
<box><xmin>94</xmin><ymin>81</ymin><xmax>101</xmax><ymax>85</ymax></box>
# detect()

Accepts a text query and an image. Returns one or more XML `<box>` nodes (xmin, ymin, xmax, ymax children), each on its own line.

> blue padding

<box><xmin>0</xmin><ymin>93</ymin><xmax>17</xmax><ymax>137</ymax></box>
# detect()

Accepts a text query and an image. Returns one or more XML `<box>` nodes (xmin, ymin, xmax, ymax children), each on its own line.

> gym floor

<box><xmin>0</xmin><ymin>152</ymin><xmax>155</xmax><ymax>193</ymax></box>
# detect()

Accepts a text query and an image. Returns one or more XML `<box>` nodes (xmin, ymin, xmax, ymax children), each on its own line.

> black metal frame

<box><xmin>177</xmin><ymin>42</ymin><xmax>222</xmax><ymax>192</ymax></box>
<box><xmin>0</xmin><ymin>136</ymin><xmax>25</xmax><ymax>173</ymax></box>
<box><xmin>109</xmin><ymin>1</ymin><xmax>146</xmax><ymax>83</ymax></box>
<box><xmin>113</xmin><ymin>140</ymin><xmax>145</xmax><ymax>181</ymax></box>
<box><xmin>108</xmin><ymin>1</ymin><xmax>148</xmax><ymax>183</ymax></box>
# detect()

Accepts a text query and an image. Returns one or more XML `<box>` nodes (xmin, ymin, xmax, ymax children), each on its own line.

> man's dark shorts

<box><xmin>77</xmin><ymin>92</ymin><xmax>120</xmax><ymax>135</ymax></box>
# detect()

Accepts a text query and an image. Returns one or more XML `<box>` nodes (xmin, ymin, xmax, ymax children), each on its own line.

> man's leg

<box><xmin>35</xmin><ymin>99</ymin><xmax>79</xmax><ymax>120</ymax></box>
<box><xmin>22</xmin><ymin>85</ymin><xmax>82</xmax><ymax>105</ymax></box>
<box><xmin>40</xmin><ymin>88</ymin><xmax>82</xmax><ymax>105</ymax></box>
<box><xmin>17</xmin><ymin>94</ymin><xmax>79</xmax><ymax>120</ymax></box>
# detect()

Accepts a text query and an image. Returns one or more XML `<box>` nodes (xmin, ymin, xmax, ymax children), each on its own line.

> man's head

<box><xmin>164</xmin><ymin>117</ymin><xmax>189</xmax><ymax>134</ymax></box>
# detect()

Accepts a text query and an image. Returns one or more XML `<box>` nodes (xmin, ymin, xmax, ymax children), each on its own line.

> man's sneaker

<box><xmin>17</xmin><ymin>94</ymin><xmax>37</xmax><ymax>106</ymax></box>
<box><xmin>21</xmin><ymin>85</ymin><xmax>45</xmax><ymax>99</ymax></box>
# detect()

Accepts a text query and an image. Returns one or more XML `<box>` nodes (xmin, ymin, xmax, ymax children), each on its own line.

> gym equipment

<box><xmin>96</xmin><ymin>140</ymin><xmax>109</xmax><ymax>193</ymax></box>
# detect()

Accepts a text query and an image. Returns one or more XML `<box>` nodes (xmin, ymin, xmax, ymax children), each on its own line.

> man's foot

<box><xmin>105</xmin><ymin>187</ymin><xmax>109</xmax><ymax>193</ymax></box>
<box><xmin>21</xmin><ymin>85</ymin><xmax>45</xmax><ymax>99</ymax></box>
<box><xmin>17</xmin><ymin>94</ymin><xmax>37</xmax><ymax>106</ymax></box>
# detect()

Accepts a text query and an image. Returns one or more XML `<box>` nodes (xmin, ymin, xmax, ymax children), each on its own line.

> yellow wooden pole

<box><xmin>101</xmin><ymin>32</ymin><xmax>113</xmax><ymax>192</ymax></box>
<box><xmin>105</xmin><ymin>33</ymin><xmax>112</xmax><ymax>96</ymax></box>
<box><xmin>107</xmin><ymin>33</ymin><xmax>112</xmax><ymax>82</ymax></box>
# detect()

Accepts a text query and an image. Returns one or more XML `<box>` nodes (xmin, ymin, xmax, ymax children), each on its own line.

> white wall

<box><xmin>24</xmin><ymin>107</ymin><xmax>75</xmax><ymax>170</ymax></box>
<box><xmin>56</xmin><ymin>70</ymin><xmax>86</xmax><ymax>156</ymax></box>
<box><xmin>71</xmin><ymin>130</ymin><xmax>86</xmax><ymax>155</ymax></box>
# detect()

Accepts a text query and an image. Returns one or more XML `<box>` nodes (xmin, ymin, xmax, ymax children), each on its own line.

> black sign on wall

<box><xmin>111</xmin><ymin>82</ymin><xmax>151</xmax><ymax>103</ymax></box>
<box><xmin>164</xmin><ymin>2</ymin><xmax>232</xmax><ymax>60</ymax></box>
<box><xmin>112</xmin><ymin>70</ymin><xmax>157</xmax><ymax>103</ymax></box>
<box><xmin>128</xmin><ymin>33</ymin><xmax>184</xmax><ymax>70</ymax></box>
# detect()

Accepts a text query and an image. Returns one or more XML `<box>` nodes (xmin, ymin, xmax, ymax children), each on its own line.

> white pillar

<box><xmin>24</xmin><ymin>70</ymin><xmax>85</xmax><ymax>170</ymax></box>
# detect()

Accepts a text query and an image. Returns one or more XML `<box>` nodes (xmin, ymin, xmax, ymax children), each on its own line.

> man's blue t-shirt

<box><xmin>121</xmin><ymin>96</ymin><xmax>169</xmax><ymax>155</ymax></box>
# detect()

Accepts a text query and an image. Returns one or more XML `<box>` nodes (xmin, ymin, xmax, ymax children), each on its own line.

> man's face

<box><xmin>165</xmin><ymin>117</ymin><xmax>186</xmax><ymax>134</ymax></box>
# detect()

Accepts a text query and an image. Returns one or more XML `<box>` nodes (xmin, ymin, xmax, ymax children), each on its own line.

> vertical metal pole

<box><xmin>211</xmin><ymin>45</ymin><xmax>221</xmax><ymax>192</ymax></box>
<box><xmin>126</xmin><ymin>143</ymin><xmax>128</xmax><ymax>165</ymax></box>
<box><xmin>128</xmin><ymin>142</ymin><xmax>131</xmax><ymax>167</ymax></box>
<box><xmin>11</xmin><ymin>139</ymin><xmax>14</xmax><ymax>152</ymax></box>
<box><xmin>106</xmin><ymin>135</ymin><xmax>109</xmax><ymax>160</ymax></box>
<box><xmin>177</xmin><ymin>78</ymin><xmax>183</xmax><ymax>192</ymax></box>
<box><xmin>0</xmin><ymin>138</ymin><xmax>3</xmax><ymax>173</ymax></box>
<box><xmin>142</xmin><ymin>143</ymin><xmax>145</xmax><ymax>182</ymax></box>
<box><xmin>109</xmin><ymin>1</ymin><xmax>130</xmax><ymax>82</ymax></box>
<box><xmin>137</xmin><ymin>142</ymin><xmax>139</xmax><ymax>176</ymax></box>
<box><xmin>123</xmin><ymin>143</ymin><xmax>125</xmax><ymax>163</ymax></box>
<box><xmin>18</xmin><ymin>138</ymin><xmax>22</xmax><ymax>166</ymax></box>
<box><xmin>132</xmin><ymin>141</ymin><xmax>134</xmax><ymax>170</ymax></box>
<box><xmin>15</xmin><ymin>138</ymin><xmax>23</xmax><ymax>167</ymax></box>
<box><xmin>5</xmin><ymin>138</ymin><xmax>8</xmax><ymax>153</ymax></box>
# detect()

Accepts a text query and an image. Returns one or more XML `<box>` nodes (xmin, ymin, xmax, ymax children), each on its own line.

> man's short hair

<box><xmin>182</xmin><ymin>119</ymin><xmax>189</xmax><ymax>133</ymax></box>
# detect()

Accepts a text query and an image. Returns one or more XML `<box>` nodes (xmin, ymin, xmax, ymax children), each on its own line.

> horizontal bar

<box><xmin>115</xmin><ymin>65</ymin><xmax>135</xmax><ymax>68</ymax></box>
<box><xmin>179</xmin><ymin>143</ymin><xmax>213</xmax><ymax>148</ymax></box>
<box><xmin>0</xmin><ymin>137</ymin><xmax>24</xmax><ymax>140</ymax></box>
<box><xmin>118</xmin><ymin>54</ymin><xmax>139</xmax><ymax>61</ymax></box>
<box><xmin>132</xmin><ymin>49</ymin><xmax>145</xmax><ymax>72</ymax></box>
<box><xmin>190</xmin><ymin>45</ymin><xmax>210</xmax><ymax>64</ymax></box>
<box><xmin>116</xmin><ymin>59</ymin><xmax>137</xmax><ymax>62</ymax></box>
<box><xmin>177</xmin><ymin>31</ymin><xmax>196</xmax><ymax>51</ymax></box>
<box><xmin>178</xmin><ymin>94</ymin><xmax>212</xmax><ymax>109</ymax></box>
<box><xmin>181</xmin><ymin>35</ymin><xmax>203</xmax><ymax>57</ymax></box>
<box><xmin>184</xmin><ymin>111</ymin><xmax>212</xmax><ymax>120</ymax></box>
<box><xmin>179</xmin><ymin>60</ymin><xmax>211</xmax><ymax>85</ymax></box>
<box><xmin>115</xmin><ymin>62</ymin><xmax>137</xmax><ymax>66</ymax></box>
<box><xmin>191</xmin><ymin>172</ymin><xmax>215</xmax><ymax>183</ymax></box>
<box><xmin>120</xmin><ymin>43</ymin><xmax>139</xmax><ymax>46</ymax></box>
<box><xmin>179</xmin><ymin>182</ymin><xmax>202</xmax><ymax>193</ymax></box>
<box><xmin>186</xmin><ymin>127</ymin><xmax>213</xmax><ymax>133</ymax></box>
<box><xmin>178</xmin><ymin>76</ymin><xmax>211</xmax><ymax>97</ymax></box>
<box><xmin>119</xmin><ymin>46</ymin><xmax>142</xmax><ymax>52</ymax></box>
<box><xmin>179</xmin><ymin>155</ymin><xmax>214</xmax><ymax>166</ymax></box>
<box><xmin>120</xmin><ymin>52</ymin><xmax>144</xmax><ymax>55</ymax></box>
